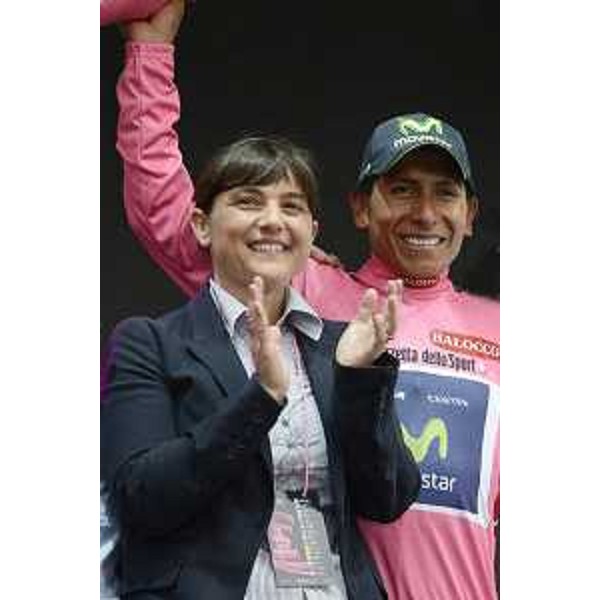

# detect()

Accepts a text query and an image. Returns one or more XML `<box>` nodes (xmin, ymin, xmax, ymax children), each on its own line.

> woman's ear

<box><xmin>191</xmin><ymin>208</ymin><xmax>211</xmax><ymax>247</ymax></box>
<box><xmin>311</xmin><ymin>220</ymin><xmax>319</xmax><ymax>243</ymax></box>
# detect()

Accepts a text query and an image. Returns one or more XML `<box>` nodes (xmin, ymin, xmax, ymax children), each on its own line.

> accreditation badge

<box><xmin>267</xmin><ymin>494</ymin><xmax>336</xmax><ymax>588</ymax></box>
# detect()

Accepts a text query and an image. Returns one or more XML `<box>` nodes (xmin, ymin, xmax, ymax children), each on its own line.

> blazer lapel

<box><xmin>183</xmin><ymin>287</ymin><xmax>249</xmax><ymax>399</ymax></box>
<box><xmin>182</xmin><ymin>285</ymin><xmax>273</xmax><ymax>470</ymax></box>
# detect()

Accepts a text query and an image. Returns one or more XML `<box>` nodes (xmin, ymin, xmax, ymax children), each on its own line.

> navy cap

<box><xmin>356</xmin><ymin>113</ymin><xmax>475</xmax><ymax>192</ymax></box>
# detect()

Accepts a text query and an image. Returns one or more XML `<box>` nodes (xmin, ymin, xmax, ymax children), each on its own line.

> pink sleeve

<box><xmin>101</xmin><ymin>0</ymin><xmax>170</xmax><ymax>26</ymax></box>
<box><xmin>117</xmin><ymin>42</ymin><xmax>212</xmax><ymax>298</ymax></box>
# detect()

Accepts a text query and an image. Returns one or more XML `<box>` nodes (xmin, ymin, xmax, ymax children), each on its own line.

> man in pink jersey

<box><xmin>111</xmin><ymin>1</ymin><xmax>500</xmax><ymax>598</ymax></box>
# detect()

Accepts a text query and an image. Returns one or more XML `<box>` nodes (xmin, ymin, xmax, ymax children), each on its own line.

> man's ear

<box><xmin>191</xmin><ymin>207</ymin><xmax>211</xmax><ymax>247</ymax></box>
<box><xmin>348</xmin><ymin>191</ymin><xmax>370</xmax><ymax>229</ymax></box>
<box><xmin>465</xmin><ymin>195</ymin><xmax>479</xmax><ymax>237</ymax></box>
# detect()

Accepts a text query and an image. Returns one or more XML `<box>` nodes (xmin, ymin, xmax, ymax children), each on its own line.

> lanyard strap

<box><xmin>289</xmin><ymin>333</ymin><xmax>311</xmax><ymax>498</ymax></box>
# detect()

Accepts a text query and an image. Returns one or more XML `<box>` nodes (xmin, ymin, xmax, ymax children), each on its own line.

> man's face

<box><xmin>351</xmin><ymin>147</ymin><xmax>477</xmax><ymax>279</ymax></box>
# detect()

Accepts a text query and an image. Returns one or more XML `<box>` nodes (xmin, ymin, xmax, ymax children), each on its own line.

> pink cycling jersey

<box><xmin>116</xmin><ymin>41</ymin><xmax>500</xmax><ymax>600</ymax></box>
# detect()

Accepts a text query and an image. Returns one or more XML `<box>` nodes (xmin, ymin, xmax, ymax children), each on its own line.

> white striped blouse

<box><xmin>210</xmin><ymin>280</ymin><xmax>347</xmax><ymax>600</ymax></box>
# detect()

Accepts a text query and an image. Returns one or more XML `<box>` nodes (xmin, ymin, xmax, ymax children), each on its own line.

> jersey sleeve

<box><xmin>116</xmin><ymin>41</ymin><xmax>211</xmax><ymax>298</ymax></box>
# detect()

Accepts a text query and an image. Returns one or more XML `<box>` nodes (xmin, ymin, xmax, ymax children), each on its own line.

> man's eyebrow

<box><xmin>434</xmin><ymin>177</ymin><xmax>463</xmax><ymax>186</ymax></box>
<box><xmin>385</xmin><ymin>176</ymin><xmax>418</xmax><ymax>184</ymax></box>
<box><xmin>386</xmin><ymin>176</ymin><xmax>461</xmax><ymax>185</ymax></box>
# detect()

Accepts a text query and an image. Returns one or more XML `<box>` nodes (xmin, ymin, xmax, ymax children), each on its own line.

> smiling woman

<box><xmin>189</xmin><ymin>137</ymin><xmax>319</xmax><ymax>321</ymax></box>
<box><xmin>191</xmin><ymin>179</ymin><xmax>317</xmax><ymax>321</ymax></box>
<box><xmin>101</xmin><ymin>126</ymin><xmax>421</xmax><ymax>598</ymax></box>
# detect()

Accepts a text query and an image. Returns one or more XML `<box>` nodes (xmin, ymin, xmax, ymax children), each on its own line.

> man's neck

<box><xmin>353</xmin><ymin>255</ymin><xmax>453</xmax><ymax>296</ymax></box>
<box><xmin>401</xmin><ymin>273</ymin><xmax>442</xmax><ymax>288</ymax></box>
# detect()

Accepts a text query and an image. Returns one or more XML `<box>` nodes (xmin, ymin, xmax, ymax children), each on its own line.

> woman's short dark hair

<box><xmin>194</xmin><ymin>136</ymin><xmax>319</xmax><ymax>216</ymax></box>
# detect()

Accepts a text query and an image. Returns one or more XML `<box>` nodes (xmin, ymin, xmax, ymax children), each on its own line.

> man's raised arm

<box><xmin>116</xmin><ymin>0</ymin><xmax>210</xmax><ymax>297</ymax></box>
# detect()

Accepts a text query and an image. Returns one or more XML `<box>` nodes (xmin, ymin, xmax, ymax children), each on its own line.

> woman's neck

<box><xmin>214</xmin><ymin>276</ymin><xmax>287</xmax><ymax>324</ymax></box>
<box><xmin>259</xmin><ymin>285</ymin><xmax>287</xmax><ymax>324</ymax></box>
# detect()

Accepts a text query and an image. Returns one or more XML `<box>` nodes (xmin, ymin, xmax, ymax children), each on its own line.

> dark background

<box><xmin>101</xmin><ymin>0</ymin><xmax>499</xmax><ymax>345</ymax></box>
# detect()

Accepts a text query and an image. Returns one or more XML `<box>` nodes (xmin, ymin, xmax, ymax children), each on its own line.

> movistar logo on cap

<box><xmin>397</xmin><ymin>116</ymin><xmax>443</xmax><ymax>136</ymax></box>
<box><xmin>392</xmin><ymin>134</ymin><xmax>452</xmax><ymax>152</ymax></box>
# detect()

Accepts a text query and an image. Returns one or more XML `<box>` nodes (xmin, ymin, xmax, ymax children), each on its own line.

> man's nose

<box><xmin>410</xmin><ymin>195</ymin><xmax>438</xmax><ymax>225</ymax></box>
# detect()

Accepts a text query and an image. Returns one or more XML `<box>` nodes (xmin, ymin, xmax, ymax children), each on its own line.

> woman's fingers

<box><xmin>248</xmin><ymin>277</ymin><xmax>268</xmax><ymax>332</ymax></box>
<box><xmin>384</xmin><ymin>280</ymin><xmax>402</xmax><ymax>340</ymax></box>
<box><xmin>372</xmin><ymin>312</ymin><xmax>388</xmax><ymax>348</ymax></box>
<box><xmin>357</xmin><ymin>288</ymin><xmax>378</xmax><ymax>322</ymax></box>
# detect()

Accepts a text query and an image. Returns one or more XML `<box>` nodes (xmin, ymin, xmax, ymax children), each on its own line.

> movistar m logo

<box><xmin>401</xmin><ymin>417</ymin><xmax>448</xmax><ymax>463</ymax></box>
<box><xmin>397</xmin><ymin>116</ymin><xmax>443</xmax><ymax>136</ymax></box>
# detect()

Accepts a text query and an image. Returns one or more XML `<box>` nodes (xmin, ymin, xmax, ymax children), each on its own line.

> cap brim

<box><xmin>381</xmin><ymin>141</ymin><xmax>471</xmax><ymax>186</ymax></box>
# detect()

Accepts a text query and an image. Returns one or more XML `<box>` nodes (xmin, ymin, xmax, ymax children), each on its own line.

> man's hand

<box><xmin>123</xmin><ymin>0</ymin><xmax>185</xmax><ymax>43</ymax></box>
<box><xmin>336</xmin><ymin>280</ymin><xmax>401</xmax><ymax>367</ymax></box>
<box><xmin>247</xmin><ymin>277</ymin><xmax>289</xmax><ymax>404</ymax></box>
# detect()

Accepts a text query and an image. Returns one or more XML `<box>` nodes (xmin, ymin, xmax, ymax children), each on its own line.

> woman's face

<box><xmin>192</xmin><ymin>175</ymin><xmax>318</xmax><ymax>301</ymax></box>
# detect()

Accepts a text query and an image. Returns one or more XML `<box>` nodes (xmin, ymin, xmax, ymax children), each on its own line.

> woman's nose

<box><xmin>256</xmin><ymin>204</ymin><xmax>285</xmax><ymax>230</ymax></box>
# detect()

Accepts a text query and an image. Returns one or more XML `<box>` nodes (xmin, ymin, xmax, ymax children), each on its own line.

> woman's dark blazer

<box><xmin>101</xmin><ymin>284</ymin><xmax>420</xmax><ymax>599</ymax></box>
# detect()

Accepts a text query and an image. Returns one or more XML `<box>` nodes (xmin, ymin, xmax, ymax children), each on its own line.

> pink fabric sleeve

<box><xmin>117</xmin><ymin>42</ymin><xmax>210</xmax><ymax>298</ymax></box>
<box><xmin>101</xmin><ymin>0</ymin><xmax>170</xmax><ymax>26</ymax></box>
